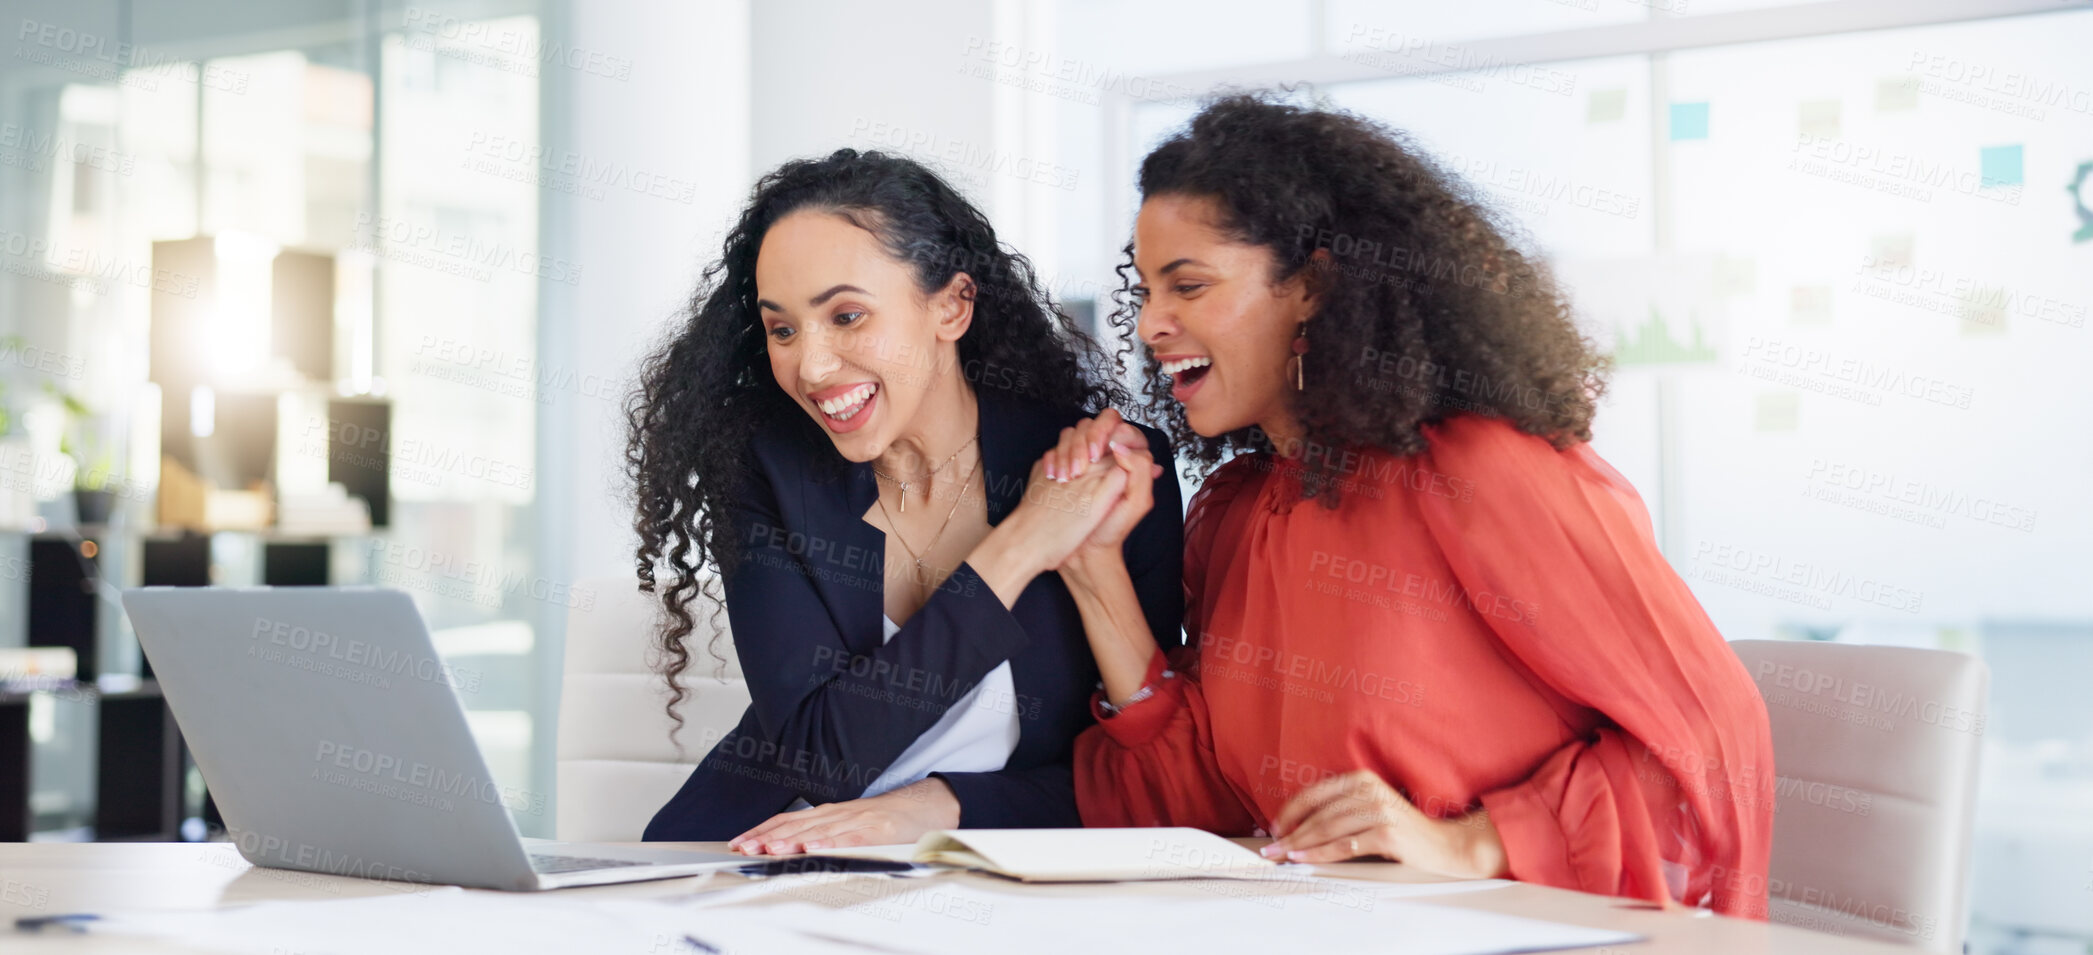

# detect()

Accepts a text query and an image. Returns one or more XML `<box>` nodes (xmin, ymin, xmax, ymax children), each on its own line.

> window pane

<box><xmin>368</xmin><ymin>13</ymin><xmax>545</xmax><ymax>833</ymax></box>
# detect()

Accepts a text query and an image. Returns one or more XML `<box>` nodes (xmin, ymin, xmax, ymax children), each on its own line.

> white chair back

<box><xmin>1731</xmin><ymin>639</ymin><xmax>1988</xmax><ymax>953</ymax></box>
<box><xmin>555</xmin><ymin>575</ymin><xmax>748</xmax><ymax>842</ymax></box>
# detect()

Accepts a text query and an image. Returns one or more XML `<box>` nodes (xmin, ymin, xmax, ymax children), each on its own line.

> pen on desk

<box><xmin>735</xmin><ymin>857</ymin><xmax>919</xmax><ymax>879</ymax></box>
<box><xmin>681</xmin><ymin>933</ymin><xmax>723</xmax><ymax>953</ymax></box>
<box><xmin>1609</xmin><ymin>900</ymin><xmax>1715</xmax><ymax>918</ymax></box>
<box><xmin>15</xmin><ymin>913</ymin><xmax>102</xmax><ymax>934</ymax></box>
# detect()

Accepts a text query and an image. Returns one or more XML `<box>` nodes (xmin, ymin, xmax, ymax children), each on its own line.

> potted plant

<box><xmin>66</xmin><ymin>438</ymin><xmax>116</xmax><ymax>526</ymax></box>
<box><xmin>0</xmin><ymin>375</ymin><xmax>29</xmax><ymax>529</ymax></box>
<box><xmin>48</xmin><ymin>385</ymin><xmax>117</xmax><ymax>527</ymax></box>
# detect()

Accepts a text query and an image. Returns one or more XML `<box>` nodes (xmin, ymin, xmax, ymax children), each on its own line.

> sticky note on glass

<box><xmin>1755</xmin><ymin>392</ymin><xmax>1799</xmax><ymax>432</ymax></box>
<box><xmin>1714</xmin><ymin>256</ymin><xmax>1757</xmax><ymax>298</ymax></box>
<box><xmin>1588</xmin><ymin>88</ymin><xmax>1627</xmax><ymax>123</ymax></box>
<box><xmin>1669</xmin><ymin>102</ymin><xmax>1709</xmax><ymax>141</ymax></box>
<box><xmin>1791</xmin><ymin>285</ymin><xmax>1832</xmax><ymax>326</ymax></box>
<box><xmin>1980</xmin><ymin>145</ymin><xmax>2023</xmax><ymax>187</ymax></box>
<box><xmin>1870</xmin><ymin>232</ymin><xmax>1915</xmax><ymax>269</ymax></box>
<box><xmin>1798</xmin><ymin>100</ymin><xmax>1840</xmax><ymax>139</ymax></box>
<box><xmin>1959</xmin><ymin>284</ymin><xmax>2008</xmax><ymax>335</ymax></box>
<box><xmin>1876</xmin><ymin>76</ymin><xmax>1919</xmax><ymax>111</ymax></box>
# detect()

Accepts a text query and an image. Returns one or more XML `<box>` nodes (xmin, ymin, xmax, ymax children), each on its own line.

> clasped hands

<box><xmin>1028</xmin><ymin>407</ymin><xmax>1163</xmax><ymax>580</ymax></box>
<box><xmin>729</xmin><ymin>412</ymin><xmax>1157</xmax><ymax>856</ymax></box>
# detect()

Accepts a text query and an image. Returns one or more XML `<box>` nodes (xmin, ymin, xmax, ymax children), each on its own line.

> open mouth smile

<box><xmin>811</xmin><ymin>382</ymin><xmax>878</xmax><ymax>432</ymax></box>
<box><xmin>1159</xmin><ymin>355</ymin><xmax>1212</xmax><ymax>401</ymax></box>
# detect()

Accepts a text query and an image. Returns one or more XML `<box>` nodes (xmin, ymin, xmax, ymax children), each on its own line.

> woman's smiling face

<box><xmin>755</xmin><ymin>209</ymin><xmax>971</xmax><ymax>462</ymax></box>
<box><xmin>1132</xmin><ymin>193</ymin><xmax>1319</xmax><ymax>441</ymax></box>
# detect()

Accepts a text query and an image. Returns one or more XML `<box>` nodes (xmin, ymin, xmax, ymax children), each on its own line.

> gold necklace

<box><xmin>875</xmin><ymin>449</ymin><xmax>979</xmax><ymax>578</ymax></box>
<box><xmin>871</xmin><ymin>435</ymin><xmax>978</xmax><ymax>514</ymax></box>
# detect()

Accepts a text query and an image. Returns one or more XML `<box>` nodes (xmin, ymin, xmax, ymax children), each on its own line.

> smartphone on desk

<box><xmin>734</xmin><ymin>856</ymin><xmax>921</xmax><ymax>879</ymax></box>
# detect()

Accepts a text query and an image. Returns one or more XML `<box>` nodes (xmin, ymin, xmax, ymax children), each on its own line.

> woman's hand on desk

<box><xmin>727</xmin><ymin>778</ymin><xmax>961</xmax><ymax>855</ymax></box>
<box><xmin>1261</xmin><ymin>770</ymin><xmax>1509</xmax><ymax>879</ymax></box>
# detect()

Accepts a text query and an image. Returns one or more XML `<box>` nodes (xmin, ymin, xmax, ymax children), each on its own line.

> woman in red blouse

<box><xmin>1040</xmin><ymin>95</ymin><xmax>1775</xmax><ymax>918</ymax></box>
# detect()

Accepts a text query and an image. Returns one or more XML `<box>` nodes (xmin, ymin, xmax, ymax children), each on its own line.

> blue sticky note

<box><xmin>1980</xmin><ymin>144</ymin><xmax>2023</xmax><ymax>187</ymax></box>
<box><xmin>1669</xmin><ymin>102</ymin><xmax>1709</xmax><ymax>141</ymax></box>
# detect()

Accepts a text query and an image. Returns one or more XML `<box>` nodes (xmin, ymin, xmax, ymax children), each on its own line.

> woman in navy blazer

<box><xmin>629</xmin><ymin>150</ymin><xmax>1182</xmax><ymax>850</ymax></box>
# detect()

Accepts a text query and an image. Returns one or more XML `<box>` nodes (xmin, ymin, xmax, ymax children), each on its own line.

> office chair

<box><xmin>1729</xmin><ymin>639</ymin><xmax>1989</xmax><ymax>954</ymax></box>
<box><xmin>555</xmin><ymin>575</ymin><xmax>749</xmax><ymax>842</ymax></box>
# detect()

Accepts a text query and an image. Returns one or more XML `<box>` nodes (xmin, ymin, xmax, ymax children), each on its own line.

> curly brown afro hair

<box><xmin>1108</xmin><ymin>92</ymin><xmax>1610</xmax><ymax>502</ymax></box>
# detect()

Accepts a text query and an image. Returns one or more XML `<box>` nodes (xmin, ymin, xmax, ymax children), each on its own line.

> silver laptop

<box><xmin>121</xmin><ymin>586</ymin><xmax>743</xmax><ymax>890</ymax></box>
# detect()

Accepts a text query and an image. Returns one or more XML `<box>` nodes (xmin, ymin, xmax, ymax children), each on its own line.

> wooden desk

<box><xmin>0</xmin><ymin>842</ymin><xmax>1910</xmax><ymax>954</ymax></box>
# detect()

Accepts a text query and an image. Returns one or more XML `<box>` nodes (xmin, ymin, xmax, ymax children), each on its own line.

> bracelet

<box><xmin>1096</xmin><ymin>670</ymin><xmax>1174</xmax><ymax>718</ymax></box>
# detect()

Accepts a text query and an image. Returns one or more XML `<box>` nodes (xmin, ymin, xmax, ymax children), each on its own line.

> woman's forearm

<box><xmin>968</xmin><ymin>517</ymin><xmax>1049</xmax><ymax>609</ymax></box>
<box><xmin>1061</xmin><ymin>552</ymin><xmax>1159</xmax><ymax>704</ymax></box>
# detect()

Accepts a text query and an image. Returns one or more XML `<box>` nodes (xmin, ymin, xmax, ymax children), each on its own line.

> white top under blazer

<box><xmin>785</xmin><ymin>615</ymin><xmax>1021</xmax><ymax>810</ymax></box>
<box><xmin>860</xmin><ymin>614</ymin><xmax>1022</xmax><ymax>796</ymax></box>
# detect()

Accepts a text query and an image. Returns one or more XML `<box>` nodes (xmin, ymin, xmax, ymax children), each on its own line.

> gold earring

<box><xmin>1290</xmin><ymin>322</ymin><xmax>1308</xmax><ymax>391</ymax></box>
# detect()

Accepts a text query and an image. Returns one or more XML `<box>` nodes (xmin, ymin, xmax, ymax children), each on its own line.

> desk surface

<box><xmin>0</xmin><ymin>841</ymin><xmax>1908</xmax><ymax>954</ymax></box>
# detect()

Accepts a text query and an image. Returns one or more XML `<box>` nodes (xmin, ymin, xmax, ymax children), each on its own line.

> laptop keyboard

<box><xmin>529</xmin><ymin>853</ymin><xmax>649</xmax><ymax>874</ymax></box>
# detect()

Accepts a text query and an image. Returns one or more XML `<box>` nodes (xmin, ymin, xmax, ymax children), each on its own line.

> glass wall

<box><xmin>0</xmin><ymin>1</ymin><xmax>556</xmax><ymax>837</ymax></box>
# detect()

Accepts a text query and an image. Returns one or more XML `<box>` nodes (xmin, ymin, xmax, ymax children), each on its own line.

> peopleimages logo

<box><xmin>1306</xmin><ymin>550</ymin><xmax>1539</xmax><ymax>625</ymax></box>
<box><xmin>1201</xmin><ymin>631</ymin><xmax>1425</xmax><ymax>705</ymax></box>
<box><xmin>401</xmin><ymin>7</ymin><xmax>633</xmax><ymax>81</ymax></box>
<box><xmin>313</xmin><ymin>740</ymin><xmax>544</xmax><ymax>816</ymax></box>
<box><xmin>1755</xmin><ymin>660</ymin><xmax>1984</xmax><ymax>735</ymax></box>
<box><xmin>251</xmin><ymin>616</ymin><xmax>482</xmax><ymax>692</ymax></box>
<box><xmin>1738</xmin><ymin>337</ymin><xmax>1975</xmax><ymax>410</ymax></box>
<box><xmin>14</xmin><ymin>18</ymin><xmax>250</xmax><ymax>92</ymax></box>
<box><xmin>1708</xmin><ymin>864</ymin><xmax>1939</xmax><ymax>940</ymax></box>
<box><xmin>349</xmin><ymin>212</ymin><xmax>582</xmax><ymax>286</ymax></box>
<box><xmin>228</xmin><ymin>828</ymin><xmax>432</xmax><ymax>885</ymax></box>
<box><xmin>1692</xmin><ymin>540</ymin><xmax>1924</xmax><ymax>614</ymax></box>
<box><xmin>1904</xmin><ymin>51</ymin><xmax>2093</xmax><ymax>115</ymax></box>
<box><xmin>1805</xmin><ymin>458</ymin><xmax>2035</xmax><ymax>533</ymax></box>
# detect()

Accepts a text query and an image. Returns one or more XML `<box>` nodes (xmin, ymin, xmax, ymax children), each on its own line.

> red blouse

<box><xmin>1074</xmin><ymin>415</ymin><xmax>1775</xmax><ymax>918</ymax></box>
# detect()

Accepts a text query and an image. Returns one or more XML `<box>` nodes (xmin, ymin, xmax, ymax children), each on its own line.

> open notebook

<box><xmin>812</xmin><ymin>827</ymin><xmax>1279</xmax><ymax>883</ymax></box>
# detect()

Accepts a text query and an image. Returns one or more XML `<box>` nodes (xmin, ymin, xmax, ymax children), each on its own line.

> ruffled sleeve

<box><xmin>1073</xmin><ymin>458</ymin><xmax>1263</xmax><ymax>834</ymax></box>
<box><xmin>1413</xmin><ymin>417</ymin><xmax>1775</xmax><ymax>918</ymax></box>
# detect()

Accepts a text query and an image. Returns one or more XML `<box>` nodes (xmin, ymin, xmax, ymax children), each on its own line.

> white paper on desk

<box><xmin>55</xmin><ymin>890</ymin><xmax>849</xmax><ymax>955</ymax></box>
<box><xmin>1102</xmin><ymin>868</ymin><xmax>1516</xmax><ymax>909</ymax></box>
<box><xmin>762</xmin><ymin>881</ymin><xmax>1638</xmax><ymax>955</ymax></box>
<box><xmin>815</xmin><ymin>826</ymin><xmax>1278</xmax><ymax>881</ymax></box>
<box><xmin>1345</xmin><ymin>877</ymin><xmax>1518</xmax><ymax>899</ymax></box>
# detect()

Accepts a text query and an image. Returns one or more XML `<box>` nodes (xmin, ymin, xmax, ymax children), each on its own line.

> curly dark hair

<box><xmin>626</xmin><ymin>149</ymin><xmax>1130</xmax><ymax>730</ymax></box>
<box><xmin>1107</xmin><ymin>92</ymin><xmax>1610</xmax><ymax>502</ymax></box>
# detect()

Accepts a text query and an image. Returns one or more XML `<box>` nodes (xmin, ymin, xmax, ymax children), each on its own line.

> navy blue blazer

<box><xmin>643</xmin><ymin>391</ymin><xmax>1184</xmax><ymax>840</ymax></box>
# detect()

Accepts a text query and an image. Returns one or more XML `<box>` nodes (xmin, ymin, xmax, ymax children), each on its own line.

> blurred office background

<box><xmin>0</xmin><ymin>0</ymin><xmax>2085</xmax><ymax>949</ymax></box>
